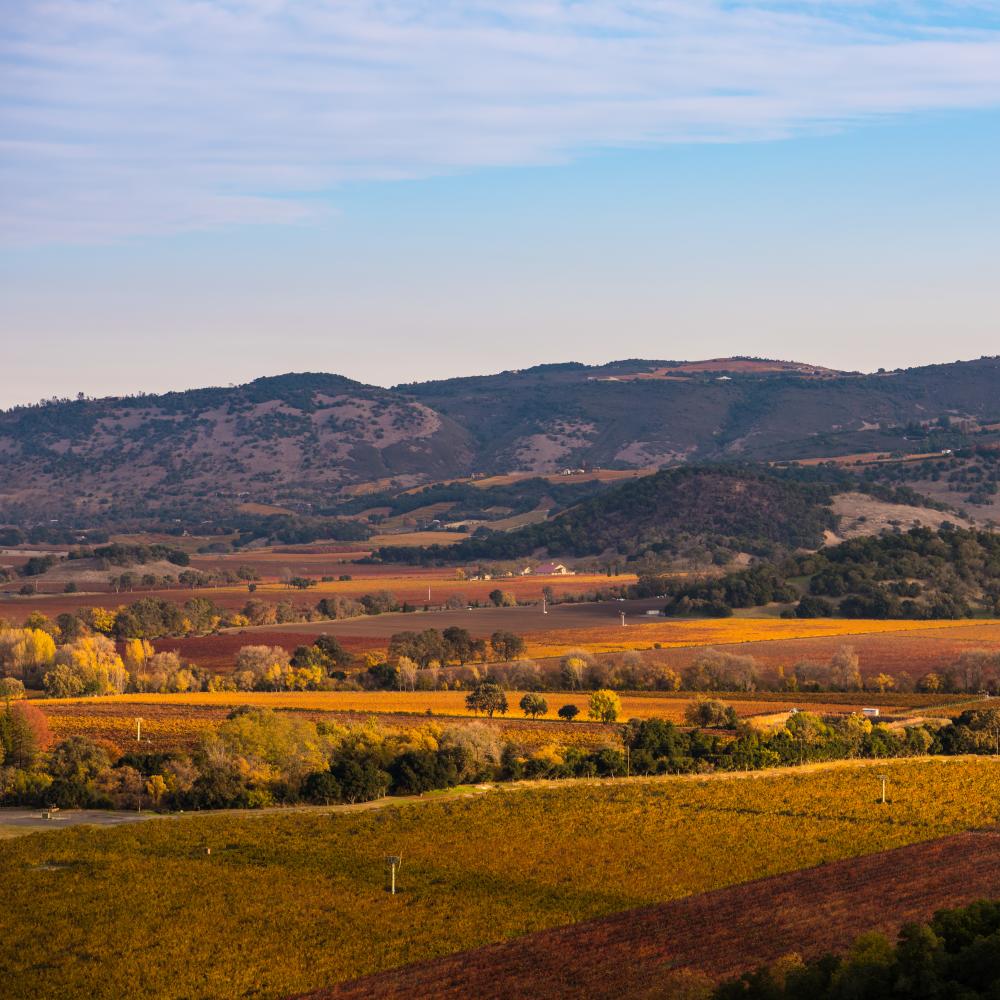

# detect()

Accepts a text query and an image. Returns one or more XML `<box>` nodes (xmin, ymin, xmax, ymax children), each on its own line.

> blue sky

<box><xmin>2</xmin><ymin>2</ymin><xmax>1000</xmax><ymax>406</ymax></box>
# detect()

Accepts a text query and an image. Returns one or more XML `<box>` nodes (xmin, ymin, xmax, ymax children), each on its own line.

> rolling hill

<box><xmin>376</xmin><ymin>466</ymin><xmax>842</xmax><ymax>563</ymax></box>
<box><xmin>2</xmin><ymin>355</ymin><xmax>999</xmax><ymax>531</ymax></box>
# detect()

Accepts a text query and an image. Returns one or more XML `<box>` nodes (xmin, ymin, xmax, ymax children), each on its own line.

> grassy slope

<box><xmin>2</xmin><ymin>758</ymin><xmax>1000</xmax><ymax>999</ymax></box>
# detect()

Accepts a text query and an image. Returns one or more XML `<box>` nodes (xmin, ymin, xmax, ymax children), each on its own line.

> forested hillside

<box><xmin>651</xmin><ymin>526</ymin><xmax>1000</xmax><ymax>620</ymax></box>
<box><xmin>377</xmin><ymin>467</ymin><xmax>840</xmax><ymax>563</ymax></box>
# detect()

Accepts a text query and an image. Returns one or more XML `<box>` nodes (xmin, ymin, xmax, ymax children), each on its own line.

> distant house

<box><xmin>534</xmin><ymin>562</ymin><xmax>574</xmax><ymax>576</ymax></box>
<box><xmin>862</xmin><ymin>707</ymin><xmax>880</xmax><ymax>717</ymax></box>
<box><xmin>519</xmin><ymin>566</ymin><xmax>533</xmax><ymax>575</ymax></box>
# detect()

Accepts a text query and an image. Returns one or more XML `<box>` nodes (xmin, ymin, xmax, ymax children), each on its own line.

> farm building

<box><xmin>534</xmin><ymin>562</ymin><xmax>574</xmax><ymax>576</ymax></box>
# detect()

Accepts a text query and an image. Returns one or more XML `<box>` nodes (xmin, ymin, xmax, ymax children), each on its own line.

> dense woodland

<box><xmin>651</xmin><ymin>525</ymin><xmax>1000</xmax><ymax>619</ymax></box>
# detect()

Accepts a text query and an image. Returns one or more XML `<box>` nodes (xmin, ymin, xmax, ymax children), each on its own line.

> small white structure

<box><xmin>862</xmin><ymin>707</ymin><xmax>880</xmax><ymax>717</ymax></box>
<box><xmin>534</xmin><ymin>561</ymin><xmax>574</xmax><ymax>576</ymax></box>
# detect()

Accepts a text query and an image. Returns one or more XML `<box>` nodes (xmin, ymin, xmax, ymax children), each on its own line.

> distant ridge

<box><xmin>1</xmin><ymin>355</ymin><xmax>999</xmax><ymax>527</ymax></box>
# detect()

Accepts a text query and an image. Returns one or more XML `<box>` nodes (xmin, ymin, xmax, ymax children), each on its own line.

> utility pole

<box><xmin>542</xmin><ymin>594</ymin><xmax>548</xmax><ymax>614</ymax></box>
<box><xmin>878</xmin><ymin>773</ymin><xmax>888</xmax><ymax>805</ymax></box>
<box><xmin>386</xmin><ymin>855</ymin><xmax>402</xmax><ymax>895</ymax></box>
<box><xmin>620</xmin><ymin>611</ymin><xmax>626</xmax><ymax>627</ymax></box>
<box><xmin>136</xmin><ymin>717</ymin><xmax>142</xmax><ymax>743</ymax></box>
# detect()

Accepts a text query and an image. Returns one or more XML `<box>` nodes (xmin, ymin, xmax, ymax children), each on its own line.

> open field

<box><xmin>37</xmin><ymin>688</ymin><xmax>962</xmax><ymax>757</ymax></box>
<box><xmin>652</xmin><ymin>620</ymin><xmax>1000</xmax><ymax>680</ymax></box>
<box><xmin>317</xmin><ymin>825</ymin><xmax>1000</xmax><ymax>999</ymax></box>
<box><xmin>47</xmin><ymin>689</ymin><xmax>906</xmax><ymax>723</ymax></box>
<box><xmin>3</xmin><ymin>758</ymin><xmax>1000</xmax><ymax>999</ymax></box>
<box><xmin>146</xmin><ymin>609</ymin><xmax>1000</xmax><ymax>674</ymax></box>
<box><xmin>452</xmin><ymin>469</ymin><xmax>657</xmax><ymax>489</ymax></box>
<box><xmin>366</xmin><ymin>531</ymin><xmax>470</xmax><ymax>547</ymax></box>
<box><xmin>37</xmin><ymin>699</ymin><xmax>621</xmax><ymax>756</ymax></box>
<box><xmin>0</xmin><ymin>570</ymin><xmax>631</xmax><ymax>618</ymax></box>
<box><xmin>230</xmin><ymin>606</ymin><xmax>1000</xmax><ymax>655</ymax></box>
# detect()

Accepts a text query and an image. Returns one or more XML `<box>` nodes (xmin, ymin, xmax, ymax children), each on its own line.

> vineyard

<box><xmin>319</xmin><ymin>826</ymin><xmax>1000</xmax><ymax>999</ymax></box>
<box><xmin>652</xmin><ymin>620</ymin><xmax>1000</xmax><ymax>680</ymax></box>
<box><xmin>516</xmin><ymin>617</ymin><xmax>1000</xmax><ymax>658</ymax></box>
<box><xmin>37</xmin><ymin>699</ymin><xmax>619</xmax><ymax>755</ymax></box>
<box><xmin>3</xmin><ymin>758</ymin><xmax>1000</xmax><ymax>999</ymax></box>
<box><xmin>44</xmin><ymin>689</ymin><xmax>899</xmax><ymax>724</ymax></box>
<box><xmin>2</xmin><ymin>568</ymin><xmax>631</xmax><ymax>619</ymax></box>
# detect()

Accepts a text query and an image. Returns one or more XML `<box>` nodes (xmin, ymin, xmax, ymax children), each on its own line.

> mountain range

<box><xmin>1</xmin><ymin>355</ymin><xmax>998</xmax><ymax>527</ymax></box>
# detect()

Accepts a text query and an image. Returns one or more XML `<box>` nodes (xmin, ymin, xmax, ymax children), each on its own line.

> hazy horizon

<box><xmin>3</xmin><ymin>348</ymin><xmax>997</xmax><ymax>410</ymax></box>
<box><xmin>3</xmin><ymin>2</ymin><xmax>999</xmax><ymax>409</ymax></box>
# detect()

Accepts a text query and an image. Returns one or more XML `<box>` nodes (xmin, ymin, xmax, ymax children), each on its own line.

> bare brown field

<box><xmin>310</xmin><ymin>826</ymin><xmax>1000</xmax><ymax>999</ymax></box>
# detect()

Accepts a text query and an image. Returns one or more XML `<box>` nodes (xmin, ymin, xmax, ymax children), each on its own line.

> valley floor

<box><xmin>3</xmin><ymin>758</ymin><xmax>1000</xmax><ymax>999</ymax></box>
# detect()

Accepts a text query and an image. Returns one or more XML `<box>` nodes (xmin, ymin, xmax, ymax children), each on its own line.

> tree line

<box><xmin>646</xmin><ymin>525</ymin><xmax>1000</xmax><ymax>619</ymax></box>
<box><xmin>7</xmin><ymin>697</ymin><xmax>1000</xmax><ymax>812</ymax></box>
<box><xmin>713</xmin><ymin>899</ymin><xmax>1000</xmax><ymax>1000</ymax></box>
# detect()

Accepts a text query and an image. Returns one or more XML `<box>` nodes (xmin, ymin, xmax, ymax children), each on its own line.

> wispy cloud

<box><xmin>3</xmin><ymin>1</ymin><xmax>1000</xmax><ymax>244</ymax></box>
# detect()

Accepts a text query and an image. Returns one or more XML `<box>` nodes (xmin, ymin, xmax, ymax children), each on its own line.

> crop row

<box><xmin>3</xmin><ymin>758</ymin><xmax>1000</xmax><ymax>999</ymax></box>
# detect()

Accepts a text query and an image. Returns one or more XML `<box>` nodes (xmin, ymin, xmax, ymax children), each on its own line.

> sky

<box><xmin>2</xmin><ymin>1</ymin><xmax>1000</xmax><ymax>407</ymax></box>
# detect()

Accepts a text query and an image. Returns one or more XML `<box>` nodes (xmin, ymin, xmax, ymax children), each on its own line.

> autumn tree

<box><xmin>465</xmin><ymin>681</ymin><xmax>509</xmax><ymax>718</ymax></box>
<box><xmin>45</xmin><ymin>635</ymin><xmax>127</xmax><ymax>698</ymax></box>
<box><xmin>519</xmin><ymin>693</ymin><xmax>548</xmax><ymax>719</ymax></box>
<box><xmin>830</xmin><ymin>646</ymin><xmax>862</xmax><ymax>691</ymax></box>
<box><xmin>684</xmin><ymin>699</ymin><xmax>737</xmax><ymax>729</ymax></box>
<box><xmin>588</xmin><ymin>689</ymin><xmax>621</xmax><ymax>724</ymax></box>
<box><xmin>490</xmin><ymin>631</ymin><xmax>525</xmax><ymax>662</ymax></box>
<box><xmin>0</xmin><ymin>700</ymin><xmax>49</xmax><ymax>768</ymax></box>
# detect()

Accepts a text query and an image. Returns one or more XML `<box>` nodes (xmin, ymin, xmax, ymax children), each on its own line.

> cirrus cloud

<box><xmin>3</xmin><ymin>1</ymin><xmax>1000</xmax><ymax>244</ymax></box>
